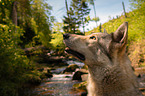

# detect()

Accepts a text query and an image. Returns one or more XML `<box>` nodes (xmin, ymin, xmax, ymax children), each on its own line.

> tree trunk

<box><xmin>82</xmin><ymin>18</ymin><xmax>85</xmax><ymax>35</ymax></box>
<box><xmin>65</xmin><ymin>0</ymin><xmax>70</xmax><ymax>32</ymax></box>
<box><xmin>99</xmin><ymin>23</ymin><xmax>102</xmax><ymax>32</ymax></box>
<box><xmin>122</xmin><ymin>2</ymin><xmax>127</xmax><ymax>18</ymax></box>
<box><xmin>92</xmin><ymin>0</ymin><xmax>97</xmax><ymax>26</ymax></box>
<box><xmin>12</xmin><ymin>1</ymin><xmax>18</xmax><ymax>26</ymax></box>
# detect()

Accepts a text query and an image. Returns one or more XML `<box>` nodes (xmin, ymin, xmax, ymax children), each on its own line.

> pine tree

<box><xmin>87</xmin><ymin>0</ymin><xmax>98</xmax><ymax>26</ymax></box>
<box><xmin>63</xmin><ymin>0</ymin><xmax>90</xmax><ymax>34</ymax></box>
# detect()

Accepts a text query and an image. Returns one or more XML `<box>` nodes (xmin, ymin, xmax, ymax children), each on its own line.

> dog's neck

<box><xmin>87</xmin><ymin>54</ymin><xmax>141</xmax><ymax>96</ymax></box>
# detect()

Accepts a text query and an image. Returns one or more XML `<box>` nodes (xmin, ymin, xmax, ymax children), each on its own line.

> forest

<box><xmin>0</xmin><ymin>0</ymin><xmax>145</xmax><ymax>95</ymax></box>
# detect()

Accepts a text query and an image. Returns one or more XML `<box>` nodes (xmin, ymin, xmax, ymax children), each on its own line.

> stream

<box><xmin>27</xmin><ymin>60</ymin><xmax>85</xmax><ymax>96</ymax></box>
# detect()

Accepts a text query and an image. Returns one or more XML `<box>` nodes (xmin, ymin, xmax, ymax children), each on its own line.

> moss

<box><xmin>40</xmin><ymin>72</ymin><xmax>53</xmax><ymax>79</ymax></box>
<box><xmin>63</xmin><ymin>64</ymin><xmax>79</xmax><ymax>73</ymax></box>
<box><xmin>23</xmin><ymin>73</ymin><xmax>41</xmax><ymax>85</ymax></box>
<box><xmin>23</xmin><ymin>68</ymin><xmax>53</xmax><ymax>85</ymax></box>
<box><xmin>73</xmin><ymin>81</ymin><xmax>87</xmax><ymax>91</ymax></box>
<box><xmin>81</xmin><ymin>65</ymin><xmax>88</xmax><ymax>70</ymax></box>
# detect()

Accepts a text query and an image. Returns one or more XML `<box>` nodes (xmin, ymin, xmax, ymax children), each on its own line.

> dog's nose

<box><xmin>63</xmin><ymin>33</ymin><xmax>70</xmax><ymax>39</ymax></box>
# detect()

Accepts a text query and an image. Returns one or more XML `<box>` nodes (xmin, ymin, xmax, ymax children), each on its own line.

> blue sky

<box><xmin>47</xmin><ymin>0</ymin><xmax>131</xmax><ymax>31</ymax></box>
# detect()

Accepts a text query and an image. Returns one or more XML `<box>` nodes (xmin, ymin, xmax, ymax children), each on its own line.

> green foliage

<box><xmin>86</xmin><ymin>0</ymin><xmax>96</xmax><ymax>5</ymax></box>
<box><xmin>49</xmin><ymin>22</ymin><xmax>66</xmax><ymax>54</ymax></box>
<box><xmin>0</xmin><ymin>23</ymin><xmax>30</xmax><ymax>96</ymax></box>
<box><xmin>50</xmin><ymin>22</ymin><xmax>65</xmax><ymax>50</ymax></box>
<box><xmin>50</xmin><ymin>32</ymin><xmax>65</xmax><ymax>50</ymax></box>
<box><xmin>0</xmin><ymin>0</ymin><xmax>54</xmax><ymax>48</ymax></box>
<box><xmin>52</xmin><ymin>22</ymin><xmax>64</xmax><ymax>32</ymax></box>
<box><xmin>73</xmin><ymin>81</ymin><xmax>87</xmax><ymax>90</ymax></box>
<box><xmin>63</xmin><ymin>0</ymin><xmax>90</xmax><ymax>34</ymax></box>
<box><xmin>30</xmin><ymin>0</ymin><xmax>54</xmax><ymax>47</ymax></box>
<box><xmin>0</xmin><ymin>0</ymin><xmax>55</xmax><ymax>95</ymax></box>
<box><xmin>129</xmin><ymin>0</ymin><xmax>145</xmax><ymax>9</ymax></box>
<box><xmin>91</xmin><ymin>16</ymin><xmax>100</xmax><ymax>22</ymax></box>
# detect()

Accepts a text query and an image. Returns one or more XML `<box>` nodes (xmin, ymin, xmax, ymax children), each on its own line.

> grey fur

<box><xmin>63</xmin><ymin>22</ymin><xmax>142</xmax><ymax>96</ymax></box>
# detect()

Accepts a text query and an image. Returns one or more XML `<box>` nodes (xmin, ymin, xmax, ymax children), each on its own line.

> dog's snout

<box><xmin>63</xmin><ymin>33</ymin><xmax>70</xmax><ymax>40</ymax></box>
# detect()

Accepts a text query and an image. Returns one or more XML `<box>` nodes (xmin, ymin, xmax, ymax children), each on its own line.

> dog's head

<box><xmin>63</xmin><ymin>22</ymin><xmax>128</xmax><ymax>67</ymax></box>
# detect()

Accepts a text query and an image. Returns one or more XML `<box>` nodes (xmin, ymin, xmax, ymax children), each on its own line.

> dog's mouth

<box><xmin>65</xmin><ymin>47</ymin><xmax>85</xmax><ymax>61</ymax></box>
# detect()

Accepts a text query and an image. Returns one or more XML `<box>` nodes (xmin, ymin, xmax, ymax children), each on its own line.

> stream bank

<box><xmin>24</xmin><ymin>60</ymin><xmax>87</xmax><ymax>96</ymax></box>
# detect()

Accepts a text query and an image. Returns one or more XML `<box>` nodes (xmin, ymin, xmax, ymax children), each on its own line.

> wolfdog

<box><xmin>63</xmin><ymin>22</ymin><xmax>143</xmax><ymax>96</ymax></box>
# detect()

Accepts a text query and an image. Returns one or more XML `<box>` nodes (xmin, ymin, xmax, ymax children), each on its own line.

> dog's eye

<box><xmin>90</xmin><ymin>36</ymin><xmax>96</xmax><ymax>40</ymax></box>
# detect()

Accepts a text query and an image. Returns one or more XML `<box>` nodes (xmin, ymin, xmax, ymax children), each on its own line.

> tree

<box><xmin>86</xmin><ymin>0</ymin><xmax>98</xmax><ymax>26</ymax></box>
<box><xmin>0</xmin><ymin>0</ymin><xmax>55</xmax><ymax>95</ymax></box>
<box><xmin>130</xmin><ymin>0</ymin><xmax>145</xmax><ymax>39</ymax></box>
<box><xmin>0</xmin><ymin>0</ymin><xmax>54</xmax><ymax>47</ymax></box>
<box><xmin>29</xmin><ymin>0</ymin><xmax>54</xmax><ymax>47</ymax></box>
<box><xmin>12</xmin><ymin>1</ymin><xmax>18</xmax><ymax>26</ymax></box>
<box><xmin>63</xmin><ymin>0</ymin><xmax>90</xmax><ymax>34</ymax></box>
<box><xmin>122</xmin><ymin>2</ymin><xmax>127</xmax><ymax>18</ymax></box>
<box><xmin>65</xmin><ymin>0</ymin><xmax>69</xmax><ymax>32</ymax></box>
<box><xmin>99</xmin><ymin>23</ymin><xmax>102</xmax><ymax>32</ymax></box>
<box><xmin>130</xmin><ymin>0</ymin><xmax>145</xmax><ymax>9</ymax></box>
<box><xmin>52</xmin><ymin>22</ymin><xmax>64</xmax><ymax>32</ymax></box>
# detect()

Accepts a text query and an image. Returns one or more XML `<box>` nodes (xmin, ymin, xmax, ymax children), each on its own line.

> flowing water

<box><xmin>27</xmin><ymin>60</ymin><xmax>85</xmax><ymax>96</ymax></box>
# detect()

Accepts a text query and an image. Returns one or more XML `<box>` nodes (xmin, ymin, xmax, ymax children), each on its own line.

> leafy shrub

<box><xmin>0</xmin><ymin>23</ymin><xmax>30</xmax><ymax>96</ymax></box>
<box><xmin>50</xmin><ymin>32</ymin><xmax>65</xmax><ymax>55</ymax></box>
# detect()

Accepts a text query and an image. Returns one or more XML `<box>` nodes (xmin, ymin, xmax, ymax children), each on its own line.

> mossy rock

<box><xmin>81</xmin><ymin>65</ymin><xmax>88</xmax><ymax>70</ymax></box>
<box><xmin>72</xmin><ymin>69</ymin><xmax>88</xmax><ymax>81</ymax></box>
<box><xmin>40</xmin><ymin>69</ymin><xmax>53</xmax><ymax>79</ymax></box>
<box><xmin>73</xmin><ymin>81</ymin><xmax>87</xmax><ymax>91</ymax></box>
<box><xmin>23</xmin><ymin>68</ymin><xmax>53</xmax><ymax>85</ymax></box>
<box><xmin>63</xmin><ymin>64</ymin><xmax>79</xmax><ymax>73</ymax></box>
<box><xmin>24</xmin><ymin>74</ymin><xmax>41</xmax><ymax>85</ymax></box>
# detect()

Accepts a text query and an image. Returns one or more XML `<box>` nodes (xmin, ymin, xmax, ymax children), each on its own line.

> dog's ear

<box><xmin>112</xmin><ymin>22</ymin><xmax>128</xmax><ymax>47</ymax></box>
